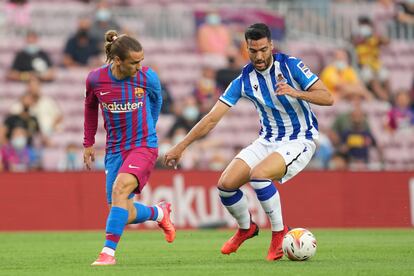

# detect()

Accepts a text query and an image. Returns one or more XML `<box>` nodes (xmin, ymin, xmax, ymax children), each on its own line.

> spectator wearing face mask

<box><xmin>167</xmin><ymin>96</ymin><xmax>202</xmax><ymax>138</ymax></box>
<box><xmin>386</xmin><ymin>90</ymin><xmax>414</xmax><ymax>133</ymax></box>
<box><xmin>9</xmin><ymin>77</ymin><xmax>62</xmax><ymax>136</ymax></box>
<box><xmin>197</xmin><ymin>11</ymin><xmax>232</xmax><ymax>57</ymax></box>
<box><xmin>6</xmin><ymin>30</ymin><xmax>55</xmax><ymax>82</ymax></box>
<box><xmin>89</xmin><ymin>0</ymin><xmax>120</xmax><ymax>42</ymax></box>
<box><xmin>194</xmin><ymin>66</ymin><xmax>220</xmax><ymax>114</ymax></box>
<box><xmin>320</xmin><ymin>49</ymin><xmax>372</xmax><ymax>101</ymax></box>
<box><xmin>1</xmin><ymin>126</ymin><xmax>41</xmax><ymax>172</ymax></box>
<box><xmin>352</xmin><ymin>17</ymin><xmax>390</xmax><ymax>102</ymax></box>
<box><xmin>62</xmin><ymin>18</ymin><xmax>101</xmax><ymax>68</ymax></box>
<box><xmin>4</xmin><ymin>93</ymin><xmax>41</xmax><ymax>146</ymax></box>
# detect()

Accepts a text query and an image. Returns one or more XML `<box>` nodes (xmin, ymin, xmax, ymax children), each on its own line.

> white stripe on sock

<box><xmin>219</xmin><ymin>189</ymin><xmax>250</xmax><ymax>229</ymax></box>
<box><xmin>102</xmin><ymin>247</ymin><xmax>115</xmax><ymax>256</ymax></box>
<box><xmin>155</xmin><ymin>205</ymin><xmax>164</xmax><ymax>222</ymax></box>
<box><xmin>250</xmin><ymin>180</ymin><xmax>284</xmax><ymax>231</ymax></box>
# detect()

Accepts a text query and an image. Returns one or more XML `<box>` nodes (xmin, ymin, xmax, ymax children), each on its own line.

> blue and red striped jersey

<box><xmin>83</xmin><ymin>64</ymin><xmax>162</xmax><ymax>153</ymax></box>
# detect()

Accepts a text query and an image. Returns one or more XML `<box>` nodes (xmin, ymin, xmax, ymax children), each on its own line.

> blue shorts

<box><xmin>105</xmin><ymin>147</ymin><xmax>158</xmax><ymax>204</ymax></box>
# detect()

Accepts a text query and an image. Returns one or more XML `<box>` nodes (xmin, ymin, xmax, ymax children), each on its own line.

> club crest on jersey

<box><xmin>134</xmin><ymin>87</ymin><xmax>145</xmax><ymax>98</ymax></box>
<box><xmin>277</xmin><ymin>73</ymin><xmax>287</xmax><ymax>83</ymax></box>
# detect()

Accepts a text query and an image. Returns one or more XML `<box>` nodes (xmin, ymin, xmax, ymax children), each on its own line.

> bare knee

<box><xmin>250</xmin><ymin>166</ymin><xmax>268</xmax><ymax>180</ymax></box>
<box><xmin>112</xmin><ymin>177</ymin><xmax>135</xmax><ymax>202</ymax></box>
<box><xmin>217</xmin><ymin>173</ymin><xmax>246</xmax><ymax>191</ymax></box>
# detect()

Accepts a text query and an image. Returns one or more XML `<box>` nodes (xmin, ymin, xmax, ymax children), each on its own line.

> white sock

<box><xmin>250</xmin><ymin>179</ymin><xmax>284</xmax><ymax>231</ymax></box>
<box><xmin>218</xmin><ymin>188</ymin><xmax>251</xmax><ymax>229</ymax></box>
<box><xmin>102</xmin><ymin>246</ymin><xmax>115</xmax><ymax>256</ymax></box>
<box><xmin>155</xmin><ymin>205</ymin><xmax>164</xmax><ymax>222</ymax></box>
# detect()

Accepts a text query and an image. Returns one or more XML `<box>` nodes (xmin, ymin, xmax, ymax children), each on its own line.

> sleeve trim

<box><xmin>219</xmin><ymin>97</ymin><xmax>233</xmax><ymax>107</ymax></box>
<box><xmin>304</xmin><ymin>77</ymin><xmax>319</xmax><ymax>91</ymax></box>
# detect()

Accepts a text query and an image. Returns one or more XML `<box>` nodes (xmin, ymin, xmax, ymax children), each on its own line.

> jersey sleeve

<box><xmin>286</xmin><ymin>57</ymin><xmax>318</xmax><ymax>91</ymax></box>
<box><xmin>219</xmin><ymin>75</ymin><xmax>242</xmax><ymax>107</ymax></box>
<box><xmin>147</xmin><ymin>68</ymin><xmax>162</xmax><ymax>125</ymax></box>
<box><xmin>83</xmin><ymin>72</ymin><xmax>99</xmax><ymax>148</ymax></box>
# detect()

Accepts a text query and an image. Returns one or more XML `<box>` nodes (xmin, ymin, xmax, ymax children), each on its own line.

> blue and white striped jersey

<box><xmin>219</xmin><ymin>53</ymin><xmax>319</xmax><ymax>142</ymax></box>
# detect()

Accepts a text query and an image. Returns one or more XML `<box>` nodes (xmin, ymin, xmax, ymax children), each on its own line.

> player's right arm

<box><xmin>164</xmin><ymin>75</ymin><xmax>243</xmax><ymax>168</ymax></box>
<box><xmin>83</xmin><ymin>72</ymin><xmax>99</xmax><ymax>170</ymax></box>
<box><xmin>164</xmin><ymin>100</ymin><xmax>230</xmax><ymax>168</ymax></box>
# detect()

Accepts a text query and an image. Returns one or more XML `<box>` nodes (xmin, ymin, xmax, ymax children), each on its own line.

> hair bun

<box><xmin>105</xmin><ymin>30</ymin><xmax>118</xmax><ymax>43</ymax></box>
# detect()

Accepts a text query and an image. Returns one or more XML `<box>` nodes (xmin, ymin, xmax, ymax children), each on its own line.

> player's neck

<box><xmin>110</xmin><ymin>64</ymin><xmax>128</xmax><ymax>80</ymax></box>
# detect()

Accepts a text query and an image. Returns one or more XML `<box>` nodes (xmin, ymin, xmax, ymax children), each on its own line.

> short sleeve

<box><xmin>286</xmin><ymin>57</ymin><xmax>318</xmax><ymax>91</ymax></box>
<box><xmin>219</xmin><ymin>75</ymin><xmax>242</xmax><ymax>107</ymax></box>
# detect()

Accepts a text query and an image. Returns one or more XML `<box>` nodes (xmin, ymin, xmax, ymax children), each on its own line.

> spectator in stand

<box><xmin>9</xmin><ymin>77</ymin><xmax>62</xmax><ymax>136</ymax></box>
<box><xmin>328</xmin><ymin>152</ymin><xmax>349</xmax><ymax>170</ymax></box>
<box><xmin>320</xmin><ymin>49</ymin><xmax>373</xmax><ymax>101</ymax></box>
<box><xmin>337</xmin><ymin>107</ymin><xmax>381</xmax><ymax>170</ymax></box>
<box><xmin>6</xmin><ymin>30</ymin><xmax>55</xmax><ymax>82</ymax></box>
<box><xmin>386</xmin><ymin>90</ymin><xmax>414</xmax><ymax>132</ymax></box>
<box><xmin>352</xmin><ymin>17</ymin><xmax>390</xmax><ymax>102</ymax></box>
<box><xmin>216</xmin><ymin>54</ymin><xmax>242</xmax><ymax>91</ymax></box>
<box><xmin>1</xmin><ymin>126</ymin><xmax>41</xmax><ymax>172</ymax></box>
<box><xmin>150</xmin><ymin>64</ymin><xmax>174</xmax><ymax>114</ymax></box>
<box><xmin>167</xmin><ymin>95</ymin><xmax>202</xmax><ymax>138</ymax></box>
<box><xmin>62</xmin><ymin>18</ymin><xmax>101</xmax><ymax>68</ymax></box>
<box><xmin>197</xmin><ymin>12</ymin><xmax>232</xmax><ymax>57</ymax></box>
<box><xmin>194</xmin><ymin>66</ymin><xmax>220</xmax><ymax>114</ymax></box>
<box><xmin>58</xmin><ymin>143</ymin><xmax>83</xmax><ymax>171</ymax></box>
<box><xmin>4</xmin><ymin>93</ymin><xmax>41</xmax><ymax>147</ymax></box>
<box><xmin>329</xmin><ymin>95</ymin><xmax>371</xmax><ymax>147</ymax></box>
<box><xmin>89</xmin><ymin>0</ymin><xmax>121</xmax><ymax>42</ymax></box>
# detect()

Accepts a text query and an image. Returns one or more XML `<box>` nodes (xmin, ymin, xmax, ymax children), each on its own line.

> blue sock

<box><xmin>104</xmin><ymin>206</ymin><xmax>129</xmax><ymax>251</ymax></box>
<box><xmin>132</xmin><ymin>202</ymin><xmax>158</xmax><ymax>224</ymax></box>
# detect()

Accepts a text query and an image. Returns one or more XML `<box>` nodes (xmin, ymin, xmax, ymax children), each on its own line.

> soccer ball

<box><xmin>282</xmin><ymin>228</ymin><xmax>317</xmax><ymax>261</ymax></box>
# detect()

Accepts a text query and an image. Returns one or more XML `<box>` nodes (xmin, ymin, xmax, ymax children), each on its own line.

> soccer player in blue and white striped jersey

<box><xmin>164</xmin><ymin>23</ymin><xmax>333</xmax><ymax>261</ymax></box>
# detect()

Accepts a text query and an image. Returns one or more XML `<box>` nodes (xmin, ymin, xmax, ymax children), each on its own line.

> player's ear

<box><xmin>113</xmin><ymin>56</ymin><xmax>121</xmax><ymax>66</ymax></box>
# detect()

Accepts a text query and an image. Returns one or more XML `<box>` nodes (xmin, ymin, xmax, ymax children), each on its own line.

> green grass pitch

<box><xmin>0</xmin><ymin>229</ymin><xmax>413</xmax><ymax>276</ymax></box>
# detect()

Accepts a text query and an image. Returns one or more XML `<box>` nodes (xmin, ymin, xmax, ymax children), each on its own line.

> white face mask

<box><xmin>182</xmin><ymin>106</ymin><xmax>199</xmax><ymax>121</ymax></box>
<box><xmin>359</xmin><ymin>25</ymin><xmax>372</xmax><ymax>37</ymax></box>
<box><xmin>206</xmin><ymin>14</ymin><xmax>221</xmax><ymax>25</ymax></box>
<box><xmin>11</xmin><ymin>136</ymin><xmax>27</xmax><ymax>150</ymax></box>
<box><xmin>96</xmin><ymin>9</ymin><xmax>111</xmax><ymax>21</ymax></box>
<box><xmin>25</xmin><ymin>44</ymin><xmax>40</xmax><ymax>55</ymax></box>
<box><xmin>334</xmin><ymin>60</ymin><xmax>347</xmax><ymax>70</ymax></box>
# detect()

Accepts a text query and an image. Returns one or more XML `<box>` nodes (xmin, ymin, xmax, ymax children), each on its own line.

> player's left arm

<box><xmin>277</xmin><ymin>57</ymin><xmax>334</xmax><ymax>106</ymax></box>
<box><xmin>276</xmin><ymin>80</ymin><xmax>333</xmax><ymax>106</ymax></box>
<box><xmin>148</xmin><ymin>69</ymin><xmax>162</xmax><ymax>125</ymax></box>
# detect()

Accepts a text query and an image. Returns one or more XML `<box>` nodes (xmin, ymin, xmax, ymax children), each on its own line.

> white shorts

<box><xmin>235</xmin><ymin>137</ymin><xmax>316</xmax><ymax>184</ymax></box>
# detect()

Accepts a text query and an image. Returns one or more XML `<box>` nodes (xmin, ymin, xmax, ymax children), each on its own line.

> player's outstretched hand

<box><xmin>83</xmin><ymin>146</ymin><xmax>95</xmax><ymax>170</ymax></box>
<box><xmin>276</xmin><ymin>83</ymin><xmax>299</xmax><ymax>98</ymax></box>
<box><xmin>164</xmin><ymin>145</ymin><xmax>183</xmax><ymax>169</ymax></box>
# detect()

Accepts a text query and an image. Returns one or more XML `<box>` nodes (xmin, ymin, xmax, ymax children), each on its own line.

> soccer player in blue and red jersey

<box><xmin>165</xmin><ymin>23</ymin><xmax>333</xmax><ymax>261</ymax></box>
<box><xmin>83</xmin><ymin>30</ymin><xmax>175</xmax><ymax>266</ymax></box>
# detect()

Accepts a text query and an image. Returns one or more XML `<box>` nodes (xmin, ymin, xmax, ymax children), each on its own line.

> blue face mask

<box><xmin>25</xmin><ymin>44</ymin><xmax>40</xmax><ymax>55</ymax></box>
<box><xmin>96</xmin><ymin>9</ymin><xmax>111</xmax><ymax>22</ymax></box>
<box><xmin>206</xmin><ymin>14</ymin><xmax>221</xmax><ymax>25</ymax></box>
<box><xmin>182</xmin><ymin>106</ymin><xmax>199</xmax><ymax>121</ymax></box>
<box><xmin>11</xmin><ymin>136</ymin><xmax>27</xmax><ymax>150</ymax></box>
<box><xmin>334</xmin><ymin>60</ymin><xmax>347</xmax><ymax>70</ymax></box>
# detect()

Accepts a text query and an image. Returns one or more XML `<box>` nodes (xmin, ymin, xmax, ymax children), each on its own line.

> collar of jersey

<box><xmin>255</xmin><ymin>56</ymin><xmax>275</xmax><ymax>75</ymax></box>
<box><xmin>108</xmin><ymin>64</ymin><xmax>131</xmax><ymax>82</ymax></box>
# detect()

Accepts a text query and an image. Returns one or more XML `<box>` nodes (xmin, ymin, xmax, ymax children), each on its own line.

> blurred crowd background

<box><xmin>0</xmin><ymin>0</ymin><xmax>413</xmax><ymax>173</ymax></box>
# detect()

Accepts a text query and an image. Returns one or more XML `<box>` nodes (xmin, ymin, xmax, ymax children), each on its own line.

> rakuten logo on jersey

<box><xmin>101</xmin><ymin>101</ymin><xmax>143</xmax><ymax>113</ymax></box>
